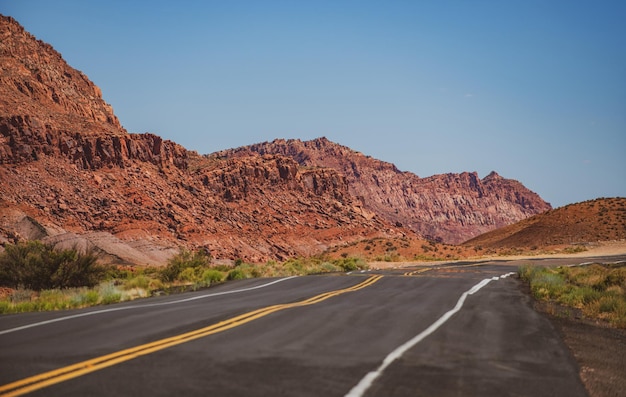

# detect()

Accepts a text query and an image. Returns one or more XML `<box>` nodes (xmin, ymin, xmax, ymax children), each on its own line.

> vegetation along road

<box><xmin>3</xmin><ymin>257</ymin><xmax>618</xmax><ymax>396</ymax></box>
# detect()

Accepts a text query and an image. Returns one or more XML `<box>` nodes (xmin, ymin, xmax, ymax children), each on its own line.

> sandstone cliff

<box><xmin>0</xmin><ymin>15</ymin><xmax>406</xmax><ymax>263</ymax></box>
<box><xmin>218</xmin><ymin>138</ymin><xmax>552</xmax><ymax>243</ymax></box>
<box><xmin>0</xmin><ymin>15</ymin><xmax>187</xmax><ymax>170</ymax></box>
<box><xmin>0</xmin><ymin>15</ymin><xmax>552</xmax><ymax>265</ymax></box>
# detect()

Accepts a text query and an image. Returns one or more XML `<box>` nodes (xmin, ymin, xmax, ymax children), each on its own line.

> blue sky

<box><xmin>2</xmin><ymin>0</ymin><xmax>625</xmax><ymax>208</ymax></box>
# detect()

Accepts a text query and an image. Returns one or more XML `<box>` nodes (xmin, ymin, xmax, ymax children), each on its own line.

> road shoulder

<box><xmin>526</xmin><ymin>289</ymin><xmax>626</xmax><ymax>397</ymax></box>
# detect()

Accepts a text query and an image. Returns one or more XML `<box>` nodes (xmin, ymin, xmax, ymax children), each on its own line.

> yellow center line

<box><xmin>404</xmin><ymin>268</ymin><xmax>432</xmax><ymax>276</ymax></box>
<box><xmin>0</xmin><ymin>275</ymin><xmax>383</xmax><ymax>397</ymax></box>
<box><xmin>404</xmin><ymin>262</ymin><xmax>487</xmax><ymax>276</ymax></box>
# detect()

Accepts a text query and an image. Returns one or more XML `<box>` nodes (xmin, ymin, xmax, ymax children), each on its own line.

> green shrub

<box><xmin>318</xmin><ymin>262</ymin><xmax>341</xmax><ymax>273</ymax></box>
<box><xmin>0</xmin><ymin>241</ymin><xmax>106</xmax><ymax>290</ymax></box>
<box><xmin>334</xmin><ymin>257</ymin><xmax>367</xmax><ymax>272</ymax></box>
<box><xmin>531</xmin><ymin>272</ymin><xmax>568</xmax><ymax>299</ymax></box>
<box><xmin>283</xmin><ymin>259</ymin><xmax>305</xmax><ymax>274</ymax></box>
<box><xmin>559</xmin><ymin>286</ymin><xmax>601</xmax><ymax>307</ymax></box>
<box><xmin>201</xmin><ymin>269</ymin><xmax>224</xmax><ymax>284</ymax></box>
<box><xmin>227</xmin><ymin>268</ymin><xmax>246</xmax><ymax>280</ymax></box>
<box><xmin>178</xmin><ymin>267</ymin><xmax>201</xmax><ymax>282</ymax></box>
<box><xmin>123</xmin><ymin>275</ymin><xmax>151</xmax><ymax>290</ymax></box>
<box><xmin>160</xmin><ymin>248</ymin><xmax>212</xmax><ymax>282</ymax></box>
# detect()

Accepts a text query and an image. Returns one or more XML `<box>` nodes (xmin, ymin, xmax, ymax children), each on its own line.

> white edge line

<box><xmin>344</xmin><ymin>272</ymin><xmax>513</xmax><ymax>397</ymax></box>
<box><xmin>0</xmin><ymin>276</ymin><xmax>299</xmax><ymax>336</ymax></box>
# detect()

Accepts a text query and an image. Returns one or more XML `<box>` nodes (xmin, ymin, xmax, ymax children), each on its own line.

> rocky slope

<box><xmin>0</xmin><ymin>15</ymin><xmax>406</xmax><ymax>264</ymax></box>
<box><xmin>0</xmin><ymin>15</ymin><xmax>552</xmax><ymax>265</ymax></box>
<box><xmin>0</xmin><ymin>16</ymin><xmax>187</xmax><ymax>170</ymax></box>
<box><xmin>216</xmin><ymin>138</ymin><xmax>552</xmax><ymax>243</ymax></box>
<box><xmin>464</xmin><ymin>197</ymin><xmax>626</xmax><ymax>249</ymax></box>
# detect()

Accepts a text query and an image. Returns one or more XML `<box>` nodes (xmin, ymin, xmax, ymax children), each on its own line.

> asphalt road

<box><xmin>2</xmin><ymin>256</ymin><xmax>618</xmax><ymax>396</ymax></box>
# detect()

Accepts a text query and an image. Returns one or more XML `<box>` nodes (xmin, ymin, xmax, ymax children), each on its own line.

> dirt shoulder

<box><xmin>368</xmin><ymin>240</ymin><xmax>626</xmax><ymax>270</ymax></box>
<box><xmin>533</xmin><ymin>301</ymin><xmax>626</xmax><ymax>397</ymax></box>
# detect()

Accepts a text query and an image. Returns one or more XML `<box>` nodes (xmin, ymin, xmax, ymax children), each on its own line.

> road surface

<box><xmin>1</xmin><ymin>256</ymin><xmax>612</xmax><ymax>396</ymax></box>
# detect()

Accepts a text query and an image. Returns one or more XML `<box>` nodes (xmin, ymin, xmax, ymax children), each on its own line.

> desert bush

<box><xmin>559</xmin><ymin>286</ymin><xmax>601</xmax><ymax>307</ymax></box>
<box><xmin>335</xmin><ymin>257</ymin><xmax>367</xmax><ymax>272</ymax></box>
<box><xmin>519</xmin><ymin>264</ymin><xmax>626</xmax><ymax>328</ymax></box>
<box><xmin>562</xmin><ymin>245</ymin><xmax>587</xmax><ymax>254</ymax></box>
<box><xmin>160</xmin><ymin>248</ymin><xmax>211</xmax><ymax>282</ymax></box>
<box><xmin>201</xmin><ymin>269</ymin><xmax>224</xmax><ymax>284</ymax></box>
<box><xmin>227</xmin><ymin>268</ymin><xmax>246</xmax><ymax>280</ymax></box>
<box><xmin>0</xmin><ymin>241</ymin><xmax>106</xmax><ymax>290</ymax></box>
<box><xmin>122</xmin><ymin>275</ymin><xmax>151</xmax><ymax>290</ymax></box>
<box><xmin>531</xmin><ymin>271</ymin><xmax>568</xmax><ymax>300</ymax></box>
<box><xmin>283</xmin><ymin>259</ymin><xmax>305</xmax><ymax>274</ymax></box>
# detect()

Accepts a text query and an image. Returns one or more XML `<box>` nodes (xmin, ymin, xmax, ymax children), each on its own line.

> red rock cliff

<box><xmin>0</xmin><ymin>15</ymin><xmax>187</xmax><ymax>170</ymax></box>
<box><xmin>219</xmin><ymin>138</ymin><xmax>552</xmax><ymax>243</ymax></box>
<box><xmin>0</xmin><ymin>15</ymin><xmax>406</xmax><ymax>263</ymax></box>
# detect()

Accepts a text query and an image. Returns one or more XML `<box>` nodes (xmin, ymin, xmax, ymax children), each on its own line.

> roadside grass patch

<box><xmin>562</xmin><ymin>245</ymin><xmax>588</xmax><ymax>254</ymax></box>
<box><xmin>519</xmin><ymin>263</ymin><xmax>626</xmax><ymax>328</ymax></box>
<box><xmin>0</xmin><ymin>245</ymin><xmax>369</xmax><ymax>313</ymax></box>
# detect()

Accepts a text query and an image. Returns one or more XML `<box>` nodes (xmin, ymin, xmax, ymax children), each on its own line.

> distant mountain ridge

<box><xmin>0</xmin><ymin>15</ymin><xmax>551</xmax><ymax>264</ymax></box>
<box><xmin>216</xmin><ymin>138</ymin><xmax>551</xmax><ymax>243</ymax></box>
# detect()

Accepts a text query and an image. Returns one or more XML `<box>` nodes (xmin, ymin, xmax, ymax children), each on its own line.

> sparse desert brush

<box><xmin>227</xmin><ymin>268</ymin><xmax>247</xmax><ymax>280</ymax></box>
<box><xmin>97</xmin><ymin>281</ymin><xmax>122</xmax><ymax>305</ymax></box>
<box><xmin>159</xmin><ymin>248</ymin><xmax>212</xmax><ymax>282</ymax></box>
<box><xmin>562</xmin><ymin>245</ymin><xmax>588</xmax><ymax>254</ymax></box>
<box><xmin>0</xmin><ymin>282</ymin><xmax>129</xmax><ymax>314</ymax></box>
<box><xmin>201</xmin><ymin>269</ymin><xmax>224</xmax><ymax>284</ymax></box>
<box><xmin>122</xmin><ymin>275</ymin><xmax>151</xmax><ymax>290</ymax></box>
<box><xmin>0</xmin><ymin>241</ymin><xmax>107</xmax><ymax>290</ymax></box>
<box><xmin>519</xmin><ymin>264</ymin><xmax>626</xmax><ymax>328</ymax></box>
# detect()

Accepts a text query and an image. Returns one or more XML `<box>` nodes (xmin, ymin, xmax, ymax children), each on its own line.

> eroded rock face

<box><xmin>219</xmin><ymin>138</ymin><xmax>552</xmax><ymax>243</ymax></box>
<box><xmin>0</xmin><ymin>16</ymin><xmax>121</xmax><ymax>130</ymax></box>
<box><xmin>0</xmin><ymin>16</ymin><xmax>188</xmax><ymax>171</ymax></box>
<box><xmin>0</xmin><ymin>114</ymin><xmax>188</xmax><ymax>169</ymax></box>
<box><xmin>0</xmin><ymin>15</ymin><xmax>408</xmax><ymax>263</ymax></box>
<box><xmin>0</xmin><ymin>15</ymin><xmax>550</xmax><ymax>265</ymax></box>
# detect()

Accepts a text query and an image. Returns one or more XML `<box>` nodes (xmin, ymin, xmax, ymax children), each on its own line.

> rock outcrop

<box><xmin>0</xmin><ymin>15</ymin><xmax>187</xmax><ymax>171</ymax></box>
<box><xmin>0</xmin><ymin>15</ymin><xmax>552</xmax><ymax>265</ymax></box>
<box><xmin>219</xmin><ymin>138</ymin><xmax>551</xmax><ymax>243</ymax></box>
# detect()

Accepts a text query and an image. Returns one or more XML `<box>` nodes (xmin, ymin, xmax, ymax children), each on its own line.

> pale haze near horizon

<box><xmin>2</xmin><ymin>0</ymin><xmax>625</xmax><ymax>209</ymax></box>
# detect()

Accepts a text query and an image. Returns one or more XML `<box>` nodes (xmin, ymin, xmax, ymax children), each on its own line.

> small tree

<box><xmin>0</xmin><ymin>241</ymin><xmax>106</xmax><ymax>290</ymax></box>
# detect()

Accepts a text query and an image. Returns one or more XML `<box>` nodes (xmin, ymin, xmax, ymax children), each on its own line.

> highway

<box><xmin>1</xmin><ymin>256</ymin><xmax>613</xmax><ymax>396</ymax></box>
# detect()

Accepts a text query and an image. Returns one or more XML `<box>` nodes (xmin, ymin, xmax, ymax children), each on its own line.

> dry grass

<box><xmin>519</xmin><ymin>263</ymin><xmax>626</xmax><ymax>328</ymax></box>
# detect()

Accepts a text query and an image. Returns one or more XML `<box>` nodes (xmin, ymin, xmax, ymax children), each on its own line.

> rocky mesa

<box><xmin>0</xmin><ymin>15</ymin><xmax>551</xmax><ymax>265</ymax></box>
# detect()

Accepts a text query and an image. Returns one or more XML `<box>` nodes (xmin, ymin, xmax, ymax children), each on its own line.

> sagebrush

<box><xmin>0</xmin><ymin>241</ymin><xmax>106</xmax><ymax>290</ymax></box>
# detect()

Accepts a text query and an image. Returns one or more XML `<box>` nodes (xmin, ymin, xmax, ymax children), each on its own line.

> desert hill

<box><xmin>463</xmin><ymin>197</ymin><xmax>626</xmax><ymax>249</ymax></box>
<box><xmin>0</xmin><ymin>15</ymin><xmax>410</xmax><ymax>263</ymax></box>
<box><xmin>1</xmin><ymin>15</ymin><xmax>552</xmax><ymax>265</ymax></box>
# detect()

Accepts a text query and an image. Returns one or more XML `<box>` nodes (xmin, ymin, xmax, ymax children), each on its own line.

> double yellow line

<box><xmin>404</xmin><ymin>262</ymin><xmax>486</xmax><ymax>276</ymax></box>
<box><xmin>403</xmin><ymin>267</ymin><xmax>433</xmax><ymax>276</ymax></box>
<box><xmin>0</xmin><ymin>275</ymin><xmax>382</xmax><ymax>396</ymax></box>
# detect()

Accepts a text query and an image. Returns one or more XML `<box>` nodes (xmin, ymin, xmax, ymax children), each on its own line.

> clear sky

<box><xmin>2</xmin><ymin>0</ymin><xmax>625</xmax><ymax>208</ymax></box>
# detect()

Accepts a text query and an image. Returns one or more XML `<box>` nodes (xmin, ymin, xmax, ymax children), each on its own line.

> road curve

<box><xmin>0</xmin><ymin>259</ymin><xmax>595</xmax><ymax>397</ymax></box>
